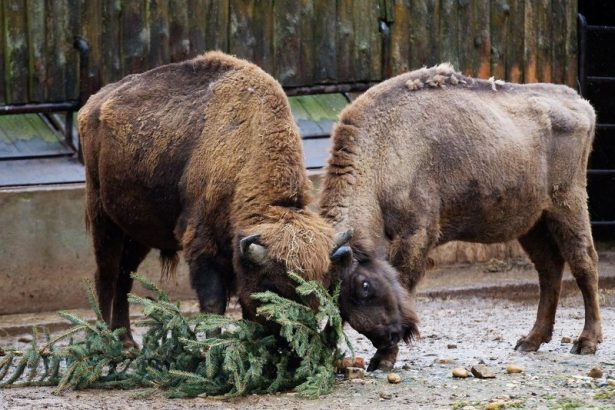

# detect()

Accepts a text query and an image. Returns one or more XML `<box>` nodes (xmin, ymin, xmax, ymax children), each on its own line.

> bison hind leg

<box><xmin>546</xmin><ymin>201</ymin><xmax>602</xmax><ymax>355</ymax></box>
<box><xmin>112</xmin><ymin>239</ymin><xmax>151</xmax><ymax>348</ymax></box>
<box><xmin>515</xmin><ymin>217</ymin><xmax>565</xmax><ymax>352</ymax></box>
<box><xmin>91</xmin><ymin>210</ymin><xmax>124</xmax><ymax>325</ymax></box>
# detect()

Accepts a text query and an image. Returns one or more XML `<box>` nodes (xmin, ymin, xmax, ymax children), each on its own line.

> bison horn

<box><xmin>332</xmin><ymin>229</ymin><xmax>353</xmax><ymax>250</ymax></box>
<box><xmin>331</xmin><ymin>245</ymin><xmax>352</xmax><ymax>264</ymax></box>
<box><xmin>239</xmin><ymin>234</ymin><xmax>268</xmax><ymax>265</ymax></box>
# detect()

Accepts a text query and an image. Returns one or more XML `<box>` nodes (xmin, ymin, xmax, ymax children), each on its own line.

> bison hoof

<box><xmin>367</xmin><ymin>359</ymin><xmax>394</xmax><ymax>372</ymax></box>
<box><xmin>514</xmin><ymin>338</ymin><xmax>540</xmax><ymax>352</ymax></box>
<box><xmin>367</xmin><ymin>345</ymin><xmax>399</xmax><ymax>372</ymax></box>
<box><xmin>121</xmin><ymin>337</ymin><xmax>138</xmax><ymax>350</ymax></box>
<box><xmin>570</xmin><ymin>338</ymin><xmax>597</xmax><ymax>355</ymax></box>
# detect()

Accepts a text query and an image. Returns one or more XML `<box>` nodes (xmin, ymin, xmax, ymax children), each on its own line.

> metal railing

<box><xmin>578</xmin><ymin>13</ymin><xmax>615</xmax><ymax>229</ymax></box>
<box><xmin>0</xmin><ymin>38</ymin><xmax>90</xmax><ymax>162</ymax></box>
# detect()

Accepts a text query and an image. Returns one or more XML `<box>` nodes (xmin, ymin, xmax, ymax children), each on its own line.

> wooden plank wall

<box><xmin>388</xmin><ymin>0</ymin><xmax>577</xmax><ymax>84</ymax></box>
<box><xmin>0</xmin><ymin>0</ymin><xmax>577</xmax><ymax>105</ymax></box>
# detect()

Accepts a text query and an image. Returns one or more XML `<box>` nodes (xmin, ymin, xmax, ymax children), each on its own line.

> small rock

<box><xmin>353</xmin><ymin>357</ymin><xmax>365</xmax><ymax>369</ymax></box>
<box><xmin>438</xmin><ymin>358</ymin><xmax>453</xmax><ymax>364</ymax></box>
<box><xmin>344</xmin><ymin>367</ymin><xmax>365</xmax><ymax>380</ymax></box>
<box><xmin>506</xmin><ymin>364</ymin><xmax>523</xmax><ymax>374</ymax></box>
<box><xmin>485</xmin><ymin>401</ymin><xmax>506</xmax><ymax>410</ymax></box>
<box><xmin>337</xmin><ymin>356</ymin><xmax>365</xmax><ymax>371</ymax></box>
<box><xmin>561</xmin><ymin>336</ymin><xmax>572</xmax><ymax>344</ymax></box>
<box><xmin>471</xmin><ymin>365</ymin><xmax>496</xmax><ymax>379</ymax></box>
<box><xmin>350</xmin><ymin>378</ymin><xmax>365</xmax><ymax>385</ymax></box>
<box><xmin>608</xmin><ymin>379</ymin><xmax>615</xmax><ymax>387</ymax></box>
<box><xmin>18</xmin><ymin>336</ymin><xmax>32</xmax><ymax>344</ymax></box>
<box><xmin>379</xmin><ymin>392</ymin><xmax>392</xmax><ymax>400</ymax></box>
<box><xmin>452</xmin><ymin>368</ymin><xmax>469</xmax><ymax>378</ymax></box>
<box><xmin>588</xmin><ymin>367</ymin><xmax>603</xmax><ymax>378</ymax></box>
<box><xmin>387</xmin><ymin>373</ymin><xmax>401</xmax><ymax>384</ymax></box>
<box><xmin>402</xmin><ymin>363</ymin><xmax>412</xmax><ymax>370</ymax></box>
<box><xmin>447</xmin><ymin>343</ymin><xmax>458</xmax><ymax>349</ymax></box>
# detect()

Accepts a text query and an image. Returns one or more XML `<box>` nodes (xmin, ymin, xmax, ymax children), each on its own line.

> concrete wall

<box><xmin>0</xmin><ymin>179</ymin><xmax>523</xmax><ymax>315</ymax></box>
<box><xmin>0</xmin><ymin>184</ymin><xmax>193</xmax><ymax>315</ymax></box>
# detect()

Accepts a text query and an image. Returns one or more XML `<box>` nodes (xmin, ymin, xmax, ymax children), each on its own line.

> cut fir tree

<box><xmin>0</xmin><ymin>273</ymin><xmax>353</xmax><ymax>399</ymax></box>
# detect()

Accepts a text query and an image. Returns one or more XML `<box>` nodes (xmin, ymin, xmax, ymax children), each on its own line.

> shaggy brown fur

<box><xmin>321</xmin><ymin>63</ymin><xmax>601</xmax><ymax>371</ymax></box>
<box><xmin>79</xmin><ymin>52</ymin><xmax>349</xmax><ymax>343</ymax></box>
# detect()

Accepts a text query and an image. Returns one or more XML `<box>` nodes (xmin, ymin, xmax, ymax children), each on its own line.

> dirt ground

<box><xmin>1</xmin><ymin>263</ymin><xmax>614</xmax><ymax>409</ymax></box>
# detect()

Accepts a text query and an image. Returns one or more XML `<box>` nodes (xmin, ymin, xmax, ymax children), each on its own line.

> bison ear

<box><xmin>331</xmin><ymin>245</ymin><xmax>353</xmax><ymax>267</ymax></box>
<box><xmin>239</xmin><ymin>234</ymin><xmax>268</xmax><ymax>265</ymax></box>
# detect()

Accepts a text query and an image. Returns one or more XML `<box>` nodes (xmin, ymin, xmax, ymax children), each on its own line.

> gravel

<box><xmin>1</xmin><ymin>290</ymin><xmax>614</xmax><ymax>409</ymax></box>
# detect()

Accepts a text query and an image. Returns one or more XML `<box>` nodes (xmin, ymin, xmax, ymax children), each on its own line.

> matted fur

<box><xmin>246</xmin><ymin>207</ymin><xmax>334</xmax><ymax>281</ymax></box>
<box><xmin>321</xmin><ymin>63</ymin><xmax>601</xmax><ymax>369</ymax></box>
<box><xmin>79</xmin><ymin>51</ymin><xmax>339</xmax><ymax>341</ymax></box>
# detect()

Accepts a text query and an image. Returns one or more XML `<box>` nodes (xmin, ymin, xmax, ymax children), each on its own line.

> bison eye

<box><xmin>358</xmin><ymin>280</ymin><xmax>371</xmax><ymax>299</ymax></box>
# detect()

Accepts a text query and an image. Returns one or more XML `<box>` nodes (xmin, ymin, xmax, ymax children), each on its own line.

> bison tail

<box><xmin>159</xmin><ymin>250</ymin><xmax>179</xmax><ymax>281</ymax></box>
<box><xmin>84</xmin><ymin>209</ymin><xmax>91</xmax><ymax>233</ymax></box>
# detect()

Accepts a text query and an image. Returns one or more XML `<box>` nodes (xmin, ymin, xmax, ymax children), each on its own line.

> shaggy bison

<box><xmin>321</xmin><ymin>64</ymin><xmax>602</xmax><ymax>371</ymax></box>
<box><xmin>78</xmin><ymin>52</ymin><xmax>352</xmax><ymax>345</ymax></box>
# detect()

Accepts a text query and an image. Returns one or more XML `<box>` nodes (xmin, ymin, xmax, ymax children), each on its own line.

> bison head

<box><xmin>333</xmin><ymin>237</ymin><xmax>419</xmax><ymax>351</ymax></box>
<box><xmin>232</xmin><ymin>208</ymin><xmax>353</xmax><ymax>324</ymax></box>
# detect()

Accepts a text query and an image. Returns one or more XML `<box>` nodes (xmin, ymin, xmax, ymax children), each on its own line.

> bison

<box><xmin>320</xmin><ymin>63</ymin><xmax>602</xmax><ymax>371</ymax></box>
<box><xmin>78</xmin><ymin>52</ymin><xmax>352</xmax><ymax>345</ymax></box>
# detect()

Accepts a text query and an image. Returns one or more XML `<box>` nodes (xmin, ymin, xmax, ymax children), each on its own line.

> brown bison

<box><xmin>321</xmin><ymin>63</ymin><xmax>602</xmax><ymax>371</ymax></box>
<box><xmin>78</xmin><ymin>52</ymin><xmax>352</xmax><ymax>345</ymax></box>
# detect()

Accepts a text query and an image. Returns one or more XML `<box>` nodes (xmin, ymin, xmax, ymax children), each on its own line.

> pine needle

<box><xmin>0</xmin><ymin>272</ymin><xmax>351</xmax><ymax>399</ymax></box>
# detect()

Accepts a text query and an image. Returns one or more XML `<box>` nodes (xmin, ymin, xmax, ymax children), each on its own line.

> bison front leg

<box><xmin>515</xmin><ymin>218</ymin><xmax>565</xmax><ymax>352</ymax></box>
<box><xmin>366</xmin><ymin>228</ymin><xmax>434</xmax><ymax>371</ymax></box>
<box><xmin>389</xmin><ymin>227</ymin><xmax>435</xmax><ymax>294</ymax></box>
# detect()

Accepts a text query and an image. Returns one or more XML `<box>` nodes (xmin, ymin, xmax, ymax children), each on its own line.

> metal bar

<box><xmin>73</xmin><ymin>37</ymin><xmax>91</xmax><ymax>109</ymax></box>
<box><xmin>586</xmin><ymin>25</ymin><xmax>615</xmax><ymax>32</ymax></box>
<box><xmin>597</xmin><ymin>124</ymin><xmax>615</xmax><ymax>130</ymax></box>
<box><xmin>0</xmin><ymin>152</ymin><xmax>74</xmax><ymax>162</ymax></box>
<box><xmin>301</xmin><ymin>134</ymin><xmax>331</xmax><ymax>140</ymax></box>
<box><xmin>64</xmin><ymin>111</ymin><xmax>75</xmax><ymax>150</ymax></box>
<box><xmin>591</xmin><ymin>221</ymin><xmax>615</xmax><ymax>226</ymax></box>
<box><xmin>284</xmin><ymin>82</ymin><xmax>377</xmax><ymax>97</ymax></box>
<box><xmin>578</xmin><ymin>13</ymin><xmax>587</xmax><ymax>96</ymax></box>
<box><xmin>587</xmin><ymin>76</ymin><xmax>615</xmax><ymax>82</ymax></box>
<box><xmin>0</xmin><ymin>101</ymin><xmax>79</xmax><ymax>115</ymax></box>
<box><xmin>588</xmin><ymin>169</ymin><xmax>615</xmax><ymax>175</ymax></box>
<box><xmin>379</xmin><ymin>20</ymin><xmax>392</xmax><ymax>79</ymax></box>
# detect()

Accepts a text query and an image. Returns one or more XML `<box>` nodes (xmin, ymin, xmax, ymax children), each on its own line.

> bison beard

<box><xmin>320</xmin><ymin>63</ymin><xmax>602</xmax><ymax>371</ymax></box>
<box><xmin>78</xmin><ymin>51</ymin><xmax>351</xmax><ymax>345</ymax></box>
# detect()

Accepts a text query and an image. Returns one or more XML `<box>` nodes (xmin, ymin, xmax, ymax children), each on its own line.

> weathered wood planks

<box><xmin>0</xmin><ymin>0</ymin><xmax>579</xmax><ymax>105</ymax></box>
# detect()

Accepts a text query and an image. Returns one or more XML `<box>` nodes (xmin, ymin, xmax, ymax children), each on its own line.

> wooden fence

<box><xmin>0</xmin><ymin>0</ymin><xmax>577</xmax><ymax>105</ymax></box>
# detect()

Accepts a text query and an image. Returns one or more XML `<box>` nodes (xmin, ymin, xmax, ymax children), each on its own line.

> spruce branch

<box><xmin>0</xmin><ymin>272</ymin><xmax>352</xmax><ymax>399</ymax></box>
